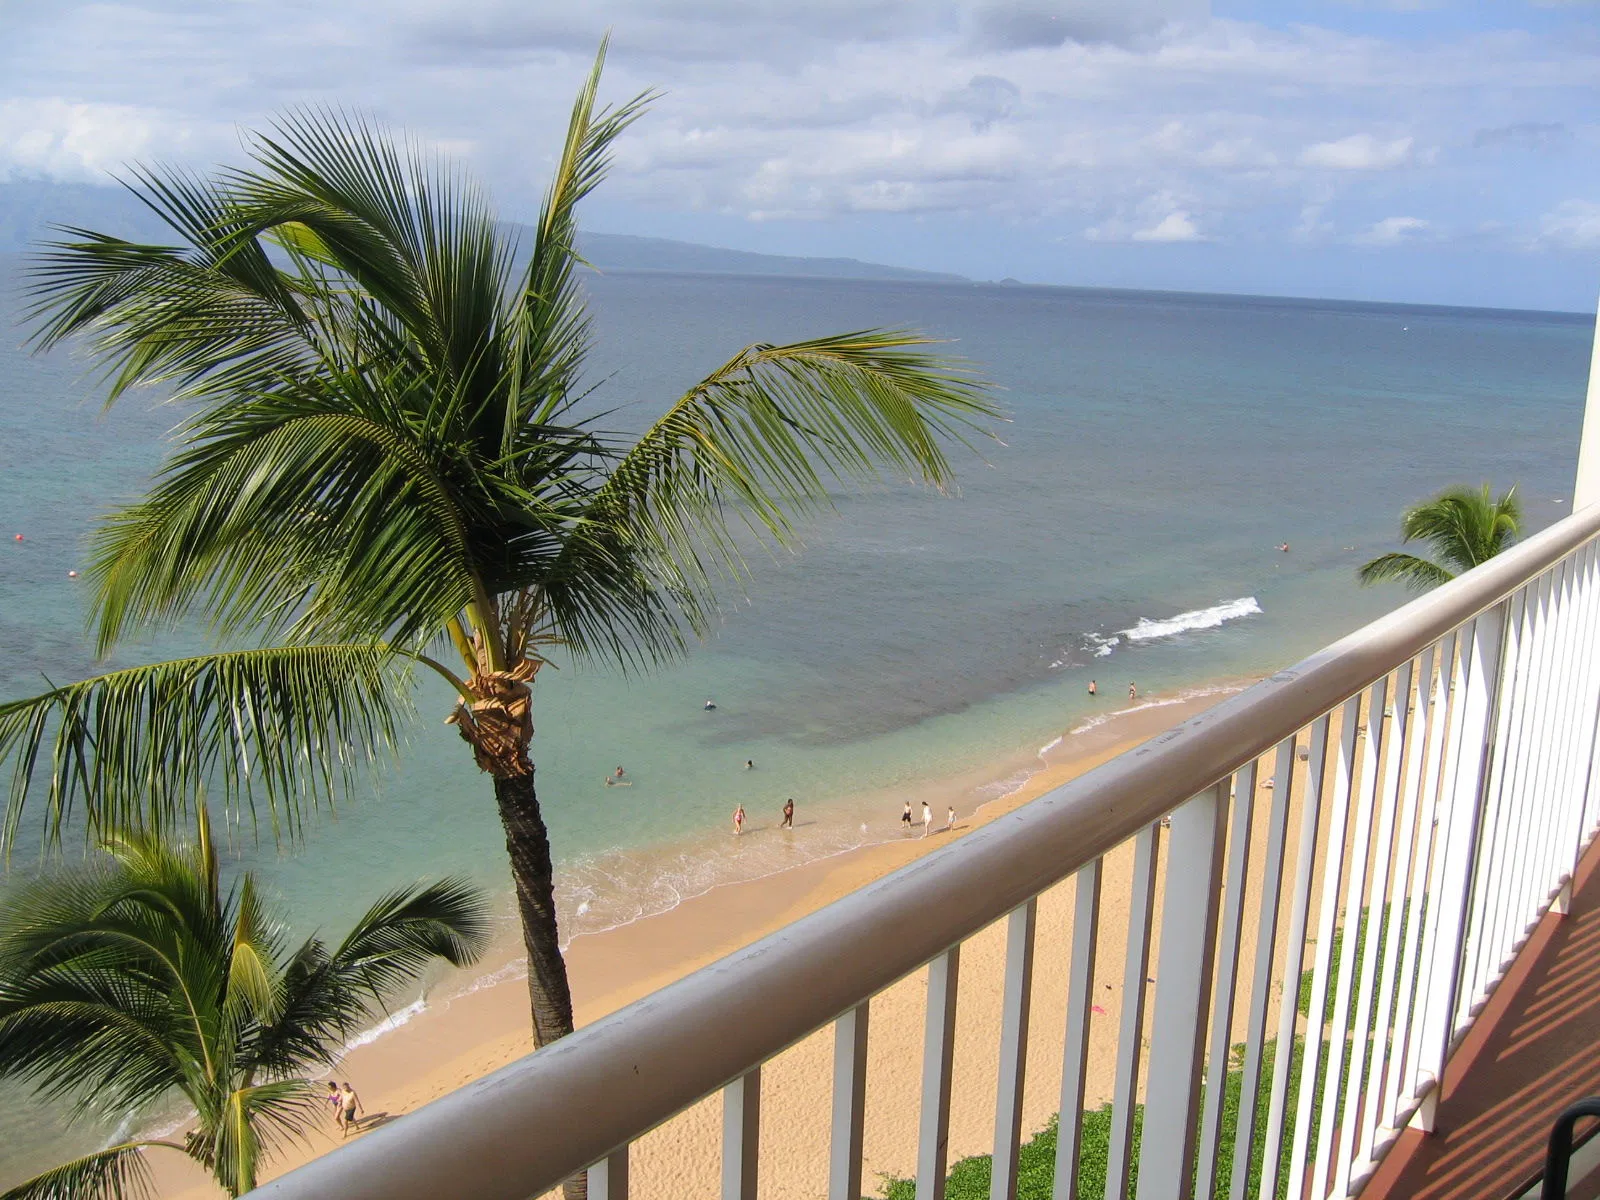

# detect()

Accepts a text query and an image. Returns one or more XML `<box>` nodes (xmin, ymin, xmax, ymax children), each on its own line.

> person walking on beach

<box><xmin>921</xmin><ymin>801</ymin><xmax>933</xmax><ymax>838</ymax></box>
<box><xmin>1088</xmin><ymin>679</ymin><xmax>1097</xmax><ymax>697</ymax></box>
<box><xmin>337</xmin><ymin>1082</ymin><xmax>363</xmax><ymax>1135</ymax></box>
<box><xmin>325</xmin><ymin>1081</ymin><xmax>342</xmax><ymax>1125</ymax></box>
<box><xmin>781</xmin><ymin>798</ymin><xmax>795</xmax><ymax>829</ymax></box>
<box><xmin>901</xmin><ymin>800</ymin><xmax>913</xmax><ymax>832</ymax></box>
<box><xmin>733</xmin><ymin>804</ymin><xmax>745</xmax><ymax>835</ymax></box>
<box><xmin>947</xmin><ymin>805</ymin><xmax>956</xmax><ymax>831</ymax></box>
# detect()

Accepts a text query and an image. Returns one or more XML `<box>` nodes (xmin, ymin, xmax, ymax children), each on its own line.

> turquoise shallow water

<box><xmin>0</xmin><ymin>263</ymin><xmax>1592</xmax><ymax>1181</ymax></box>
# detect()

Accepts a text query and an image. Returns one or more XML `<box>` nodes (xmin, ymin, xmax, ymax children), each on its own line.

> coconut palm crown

<box><xmin>1358</xmin><ymin>483</ymin><xmax>1523</xmax><ymax>592</ymax></box>
<box><xmin>0</xmin><ymin>810</ymin><xmax>487</xmax><ymax>1199</ymax></box>
<box><xmin>0</xmin><ymin>40</ymin><xmax>998</xmax><ymax>1068</ymax></box>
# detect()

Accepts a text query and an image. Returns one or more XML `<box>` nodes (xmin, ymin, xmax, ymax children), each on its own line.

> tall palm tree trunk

<box><xmin>493</xmin><ymin>768</ymin><xmax>587</xmax><ymax>1200</ymax></box>
<box><xmin>492</xmin><ymin>769</ymin><xmax>575</xmax><ymax>1049</ymax></box>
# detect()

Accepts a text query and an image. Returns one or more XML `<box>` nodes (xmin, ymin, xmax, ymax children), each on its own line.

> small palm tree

<box><xmin>0</xmin><ymin>33</ymin><xmax>997</xmax><ymax>1091</ymax></box>
<box><xmin>0</xmin><ymin>810</ymin><xmax>487</xmax><ymax>1199</ymax></box>
<box><xmin>1358</xmin><ymin>484</ymin><xmax>1523</xmax><ymax>591</ymax></box>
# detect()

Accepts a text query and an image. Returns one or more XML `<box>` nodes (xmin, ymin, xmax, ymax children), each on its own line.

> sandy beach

<box><xmin>145</xmin><ymin>680</ymin><xmax>1334</xmax><ymax>1200</ymax></box>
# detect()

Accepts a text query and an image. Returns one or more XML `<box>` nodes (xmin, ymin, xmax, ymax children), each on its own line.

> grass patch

<box><xmin>877</xmin><ymin>1039</ymin><xmax>1311</xmax><ymax>1200</ymax></box>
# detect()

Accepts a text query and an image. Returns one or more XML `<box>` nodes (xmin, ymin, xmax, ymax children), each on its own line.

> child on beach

<box><xmin>947</xmin><ymin>806</ymin><xmax>956</xmax><ymax>831</ymax></box>
<box><xmin>901</xmin><ymin>801</ymin><xmax>913</xmax><ymax>831</ymax></box>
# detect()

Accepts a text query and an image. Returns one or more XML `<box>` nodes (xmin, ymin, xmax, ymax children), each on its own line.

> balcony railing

<box><xmin>253</xmin><ymin>501</ymin><xmax>1600</xmax><ymax>1200</ymax></box>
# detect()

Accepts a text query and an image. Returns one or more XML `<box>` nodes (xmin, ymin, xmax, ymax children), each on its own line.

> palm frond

<box><xmin>0</xmin><ymin>1142</ymin><xmax>172</xmax><ymax>1200</ymax></box>
<box><xmin>544</xmin><ymin>331</ymin><xmax>997</xmax><ymax>657</ymax></box>
<box><xmin>224</xmin><ymin>876</ymin><xmax>284</xmax><ymax>1028</ymax></box>
<box><xmin>1364</xmin><ymin>483</ymin><xmax>1524</xmax><ymax>591</ymax></box>
<box><xmin>196</xmin><ymin>1080</ymin><xmax>318</xmax><ymax>1195</ymax></box>
<box><xmin>1356</xmin><ymin>551</ymin><xmax>1457</xmax><ymax>592</ymax></box>
<box><xmin>0</xmin><ymin>645</ymin><xmax>414</xmax><ymax>855</ymax></box>
<box><xmin>88</xmin><ymin>367</ymin><xmax>492</xmax><ymax>651</ymax></box>
<box><xmin>24</xmin><ymin>168</ymin><xmax>315</xmax><ymax>408</ymax></box>
<box><xmin>506</xmin><ymin>37</ymin><xmax>656</xmax><ymax>439</ymax></box>
<box><xmin>251</xmin><ymin>878</ymin><xmax>487</xmax><ymax>1077</ymax></box>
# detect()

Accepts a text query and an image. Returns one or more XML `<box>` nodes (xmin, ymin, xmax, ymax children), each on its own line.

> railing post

<box><xmin>1054</xmin><ymin>860</ymin><xmax>1102</xmax><ymax>1200</ymax></box>
<box><xmin>829</xmin><ymin>1003</ymin><xmax>870</xmax><ymax>1200</ymax></box>
<box><xmin>991</xmin><ymin>899</ymin><xmax>1039</xmax><ymax>1200</ymax></box>
<box><xmin>1105</xmin><ymin>822</ymin><xmax>1161</xmax><ymax>1200</ymax></box>
<box><xmin>722</xmin><ymin>1069</ymin><xmax>760</xmax><ymax>1200</ymax></box>
<box><xmin>1140</xmin><ymin>783</ymin><xmax>1228</xmax><ymax>1200</ymax></box>
<box><xmin>590</xmin><ymin>1149</ymin><xmax>629</xmax><ymax>1200</ymax></box>
<box><xmin>1428</xmin><ymin>603</ymin><xmax>1509</xmax><ymax>1079</ymax></box>
<box><xmin>916</xmin><ymin>948</ymin><xmax>960</xmax><ymax>1200</ymax></box>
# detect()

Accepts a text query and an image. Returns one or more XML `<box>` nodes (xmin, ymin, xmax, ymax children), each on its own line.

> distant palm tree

<box><xmin>0</xmin><ymin>810</ymin><xmax>487</xmax><ymax>1199</ymax></box>
<box><xmin>1358</xmin><ymin>484</ymin><xmax>1523</xmax><ymax>591</ymax></box>
<box><xmin>0</xmin><ymin>36</ymin><xmax>995</xmax><ymax>1089</ymax></box>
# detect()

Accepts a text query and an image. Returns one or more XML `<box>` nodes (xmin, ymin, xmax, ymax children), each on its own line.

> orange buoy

<box><xmin>12</xmin><ymin>534</ymin><xmax>21</xmax><ymax>542</ymax></box>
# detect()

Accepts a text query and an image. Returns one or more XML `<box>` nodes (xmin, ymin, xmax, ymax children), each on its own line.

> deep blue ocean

<box><xmin>0</xmin><ymin>262</ymin><xmax>1592</xmax><ymax>1182</ymax></box>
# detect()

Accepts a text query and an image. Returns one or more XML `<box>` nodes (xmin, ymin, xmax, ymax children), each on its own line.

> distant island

<box><xmin>0</xmin><ymin>181</ymin><xmax>965</xmax><ymax>285</ymax></box>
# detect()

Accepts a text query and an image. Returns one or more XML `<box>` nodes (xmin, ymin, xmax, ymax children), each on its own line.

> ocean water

<box><xmin>0</xmin><ymin>262</ymin><xmax>1591</xmax><ymax>1182</ymax></box>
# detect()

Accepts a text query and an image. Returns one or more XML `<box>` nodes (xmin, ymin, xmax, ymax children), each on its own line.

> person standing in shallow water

<box><xmin>781</xmin><ymin>798</ymin><xmax>795</xmax><ymax>828</ymax></box>
<box><xmin>1129</xmin><ymin>682</ymin><xmax>1137</xmax><ymax>701</ymax></box>
<box><xmin>901</xmin><ymin>800</ymin><xmax>913</xmax><ymax>832</ymax></box>
<box><xmin>733</xmin><ymin>804</ymin><xmax>745</xmax><ymax>835</ymax></box>
<box><xmin>1088</xmin><ymin>679</ymin><xmax>1097</xmax><ymax>697</ymax></box>
<box><xmin>921</xmin><ymin>801</ymin><xmax>932</xmax><ymax>838</ymax></box>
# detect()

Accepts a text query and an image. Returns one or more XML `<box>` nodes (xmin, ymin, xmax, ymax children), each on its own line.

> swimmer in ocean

<box><xmin>704</xmin><ymin>698</ymin><xmax>717</xmax><ymax>711</ymax></box>
<box><xmin>745</xmin><ymin>759</ymin><xmax>755</xmax><ymax>770</ymax></box>
<box><xmin>605</xmin><ymin>765</ymin><xmax>631</xmax><ymax>787</ymax></box>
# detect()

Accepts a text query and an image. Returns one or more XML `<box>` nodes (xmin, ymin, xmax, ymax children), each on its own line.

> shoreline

<box><xmin>145</xmin><ymin>679</ymin><xmax>1252</xmax><ymax>1198</ymax></box>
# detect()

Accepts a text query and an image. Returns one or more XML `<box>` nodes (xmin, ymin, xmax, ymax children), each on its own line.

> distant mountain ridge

<box><xmin>0</xmin><ymin>181</ymin><xmax>964</xmax><ymax>284</ymax></box>
<box><xmin>573</xmin><ymin>231</ymin><xmax>964</xmax><ymax>283</ymax></box>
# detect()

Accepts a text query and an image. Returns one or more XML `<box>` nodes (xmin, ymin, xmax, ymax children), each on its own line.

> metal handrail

<box><xmin>253</xmin><ymin>503</ymin><xmax>1600</xmax><ymax>1200</ymax></box>
<box><xmin>1542</xmin><ymin>1097</ymin><xmax>1600</xmax><ymax>1199</ymax></box>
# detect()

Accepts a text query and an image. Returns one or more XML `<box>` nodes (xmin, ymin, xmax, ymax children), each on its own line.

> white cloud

<box><xmin>0</xmin><ymin>97</ymin><xmax>219</xmax><ymax>181</ymax></box>
<box><xmin>1298</xmin><ymin>133</ymin><xmax>1415</xmax><ymax>170</ymax></box>
<box><xmin>1132</xmin><ymin>210</ymin><xmax>1205</xmax><ymax>241</ymax></box>
<box><xmin>1353</xmin><ymin>215</ymin><xmax>1430</xmax><ymax>245</ymax></box>
<box><xmin>0</xmin><ymin>1</ymin><xmax>1595</xmax><ymax>267</ymax></box>
<box><xmin>1535</xmin><ymin>200</ymin><xmax>1600</xmax><ymax>250</ymax></box>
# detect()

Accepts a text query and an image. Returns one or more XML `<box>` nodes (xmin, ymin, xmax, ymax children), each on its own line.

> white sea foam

<box><xmin>1036</xmin><ymin>735</ymin><xmax>1063</xmax><ymax>757</ymax></box>
<box><xmin>1120</xmin><ymin>597</ymin><xmax>1261</xmax><ymax>643</ymax></box>
<box><xmin>342</xmin><ymin>997</ymin><xmax>427</xmax><ymax>1053</ymax></box>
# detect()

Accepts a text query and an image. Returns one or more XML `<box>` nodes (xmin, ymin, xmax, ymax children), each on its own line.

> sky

<box><xmin>0</xmin><ymin>0</ymin><xmax>1598</xmax><ymax>309</ymax></box>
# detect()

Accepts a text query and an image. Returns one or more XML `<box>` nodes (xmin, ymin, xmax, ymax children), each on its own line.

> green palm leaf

<box><xmin>1359</xmin><ymin>483</ymin><xmax>1522</xmax><ymax>593</ymax></box>
<box><xmin>252</xmin><ymin>878</ymin><xmax>487</xmax><ymax>1078</ymax></box>
<box><xmin>0</xmin><ymin>645</ymin><xmax>413</xmax><ymax>853</ymax></box>
<box><xmin>544</xmin><ymin>331</ymin><xmax>992</xmax><ymax>658</ymax></box>
<box><xmin>0</xmin><ymin>821</ymin><xmax>487</xmax><ymax>1197</ymax></box>
<box><xmin>0</xmin><ymin>1142</ymin><xmax>175</xmax><ymax>1200</ymax></box>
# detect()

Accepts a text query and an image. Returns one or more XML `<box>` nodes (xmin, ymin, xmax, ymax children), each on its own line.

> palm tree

<box><xmin>0</xmin><ymin>41</ymin><xmax>996</xmax><ymax>1069</ymax></box>
<box><xmin>1358</xmin><ymin>484</ymin><xmax>1523</xmax><ymax>591</ymax></box>
<box><xmin>0</xmin><ymin>809</ymin><xmax>487</xmax><ymax>1199</ymax></box>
